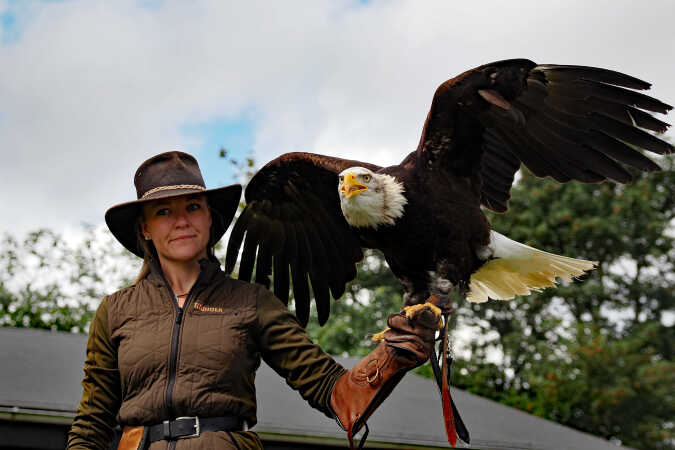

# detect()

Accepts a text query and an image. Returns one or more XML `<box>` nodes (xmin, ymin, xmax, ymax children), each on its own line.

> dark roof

<box><xmin>0</xmin><ymin>326</ymin><xmax>630</xmax><ymax>449</ymax></box>
<box><xmin>0</xmin><ymin>327</ymin><xmax>86</xmax><ymax>413</ymax></box>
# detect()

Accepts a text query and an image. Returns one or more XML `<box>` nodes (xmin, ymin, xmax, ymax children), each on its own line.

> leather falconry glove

<box><xmin>329</xmin><ymin>303</ymin><xmax>440</xmax><ymax>449</ymax></box>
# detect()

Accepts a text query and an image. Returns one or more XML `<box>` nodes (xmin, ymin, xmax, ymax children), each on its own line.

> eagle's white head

<box><xmin>337</xmin><ymin>167</ymin><xmax>407</xmax><ymax>229</ymax></box>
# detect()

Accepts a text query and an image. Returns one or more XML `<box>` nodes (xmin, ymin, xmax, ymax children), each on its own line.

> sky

<box><xmin>1</xmin><ymin>0</ymin><xmax>674</xmax><ymax>237</ymax></box>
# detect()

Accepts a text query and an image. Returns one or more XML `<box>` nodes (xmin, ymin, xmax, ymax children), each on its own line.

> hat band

<box><xmin>141</xmin><ymin>184</ymin><xmax>206</xmax><ymax>199</ymax></box>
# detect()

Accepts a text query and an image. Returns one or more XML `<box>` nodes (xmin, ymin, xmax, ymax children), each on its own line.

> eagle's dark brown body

<box><xmin>361</xmin><ymin>161</ymin><xmax>490</xmax><ymax>305</ymax></box>
<box><xmin>226</xmin><ymin>58</ymin><xmax>673</xmax><ymax>327</ymax></box>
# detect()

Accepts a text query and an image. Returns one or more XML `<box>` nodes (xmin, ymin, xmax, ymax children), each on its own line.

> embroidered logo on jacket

<box><xmin>194</xmin><ymin>302</ymin><xmax>224</xmax><ymax>313</ymax></box>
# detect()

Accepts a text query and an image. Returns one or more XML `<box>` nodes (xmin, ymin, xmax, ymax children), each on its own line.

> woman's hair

<box><xmin>132</xmin><ymin>200</ymin><xmax>224</xmax><ymax>285</ymax></box>
<box><xmin>132</xmin><ymin>219</ymin><xmax>156</xmax><ymax>285</ymax></box>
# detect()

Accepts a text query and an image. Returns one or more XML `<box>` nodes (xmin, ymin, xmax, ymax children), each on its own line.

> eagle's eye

<box><xmin>338</xmin><ymin>175</ymin><xmax>344</xmax><ymax>183</ymax></box>
<box><xmin>362</xmin><ymin>174</ymin><xmax>372</xmax><ymax>183</ymax></box>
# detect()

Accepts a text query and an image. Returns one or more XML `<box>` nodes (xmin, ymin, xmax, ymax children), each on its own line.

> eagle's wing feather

<box><xmin>225</xmin><ymin>152</ymin><xmax>381</xmax><ymax>327</ymax></box>
<box><xmin>416</xmin><ymin>59</ymin><xmax>673</xmax><ymax>213</ymax></box>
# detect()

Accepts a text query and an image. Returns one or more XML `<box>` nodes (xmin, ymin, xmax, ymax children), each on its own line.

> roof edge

<box><xmin>256</xmin><ymin>431</ymin><xmax>451</xmax><ymax>449</ymax></box>
<box><xmin>0</xmin><ymin>406</ymin><xmax>75</xmax><ymax>425</ymax></box>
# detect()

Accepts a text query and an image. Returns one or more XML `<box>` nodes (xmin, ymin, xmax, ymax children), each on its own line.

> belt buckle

<box><xmin>175</xmin><ymin>416</ymin><xmax>200</xmax><ymax>439</ymax></box>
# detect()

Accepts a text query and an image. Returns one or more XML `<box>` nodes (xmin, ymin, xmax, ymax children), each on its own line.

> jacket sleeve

<box><xmin>67</xmin><ymin>297</ymin><xmax>121</xmax><ymax>449</ymax></box>
<box><xmin>254</xmin><ymin>285</ymin><xmax>346</xmax><ymax>417</ymax></box>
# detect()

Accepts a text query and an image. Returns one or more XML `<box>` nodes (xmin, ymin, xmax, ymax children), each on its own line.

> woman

<box><xmin>67</xmin><ymin>151</ymin><xmax>438</xmax><ymax>450</ymax></box>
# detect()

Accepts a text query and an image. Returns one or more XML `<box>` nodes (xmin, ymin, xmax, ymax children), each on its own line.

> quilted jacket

<box><xmin>67</xmin><ymin>258</ymin><xmax>346</xmax><ymax>449</ymax></box>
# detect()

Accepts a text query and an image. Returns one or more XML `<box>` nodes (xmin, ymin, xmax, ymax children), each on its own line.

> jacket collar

<box><xmin>146</xmin><ymin>256</ymin><xmax>223</xmax><ymax>289</ymax></box>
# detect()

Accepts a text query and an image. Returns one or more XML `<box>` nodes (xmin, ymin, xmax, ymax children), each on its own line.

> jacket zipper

<box><xmin>166</xmin><ymin>303</ymin><xmax>184</xmax><ymax>450</ymax></box>
<box><xmin>165</xmin><ymin>303</ymin><xmax>185</xmax><ymax>419</ymax></box>
<box><xmin>160</xmin><ymin>268</ymin><xmax>204</xmax><ymax>449</ymax></box>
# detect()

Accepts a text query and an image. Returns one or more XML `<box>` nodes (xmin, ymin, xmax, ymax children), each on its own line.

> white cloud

<box><xmin>1</xmin><ymin>0</ymin><xmax>673</xmax><ymax>235</ymax></box>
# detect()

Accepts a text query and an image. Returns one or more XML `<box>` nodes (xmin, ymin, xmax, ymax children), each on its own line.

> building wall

<box><xmin>0</xmin><ymin>421</ymin><xmax>68</xmax><ymax>450</ymax></box>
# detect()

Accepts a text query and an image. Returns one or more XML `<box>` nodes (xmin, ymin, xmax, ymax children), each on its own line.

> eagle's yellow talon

<box><xmin>371</xmin><ymin>328</ymin><xmax>390</xmax><ymax>342</ymax></box>
<box><xmin>403</xmin><ymin>302</ymin><xmax>444</xmax><ymax>330</ymax></box>
<box><xmin>403</xmin><ymin>303</ymin><xmax>425</xmax><ymax>320</ymax></box>
<box><xmin>404</xmin><ymin>302</ymin><xmax>442</xmax><ymax>320</ymax></box>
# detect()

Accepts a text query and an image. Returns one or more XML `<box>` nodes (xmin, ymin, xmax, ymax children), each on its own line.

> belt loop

<box><xmin>162</xmin><ymin>419</ymin><xmax>171</xmax><ymax>439</ymax></box>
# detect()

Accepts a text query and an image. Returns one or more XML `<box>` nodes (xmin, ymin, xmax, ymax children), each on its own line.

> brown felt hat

<box><xmin>105</xmin><ymin>151</ymin><xmax>242</xmax><ymax>257</ymax></box>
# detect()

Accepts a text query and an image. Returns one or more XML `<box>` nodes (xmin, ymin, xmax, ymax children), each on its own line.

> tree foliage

<box><xmin>0</xmin><ymin>227</ymin><xmax>139</xmax><ymax>332</ymax></box>
<box><xmin>463</xmin><ymin>156</ymin><xmax>675</xmax><ymax>449</ymax></box>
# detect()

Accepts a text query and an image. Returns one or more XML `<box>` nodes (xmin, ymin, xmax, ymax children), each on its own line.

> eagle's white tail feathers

<box><xmin>467</xmin><ymin>231</ymin><xmax>597</xmax><ymax>303</ymax></box>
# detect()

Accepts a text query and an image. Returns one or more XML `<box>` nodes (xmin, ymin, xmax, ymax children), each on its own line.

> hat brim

<box><xmin>105</xmin><ymin>184</ymin><xmax>242</xmax><ymax>257</ymax></box>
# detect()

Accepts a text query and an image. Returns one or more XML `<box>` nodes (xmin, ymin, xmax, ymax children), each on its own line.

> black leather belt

<box><xmin>148</xmin><ymin>415</ymin><xmax>244</xmax><ymax>442</ymax></box>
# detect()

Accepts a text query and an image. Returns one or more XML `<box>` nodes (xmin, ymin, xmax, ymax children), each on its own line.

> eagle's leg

<box><xmin>401</xmin><ymin>275</ymin><xmax>433</xmax><ymax>306</ymax></box>
<box><xmin>375</xmin><ymin>270</ymin><xmax>450</xmax><ymax>340</ymax></box>
<box><xmin>432</xmin><ymin>259</ymin><xmax>459</xmax><ymax>294</ymax></box>
<box><xmin>402</xmin><ymin>288</ymin><xmax>428</xmax><ymax>306</ymax></box>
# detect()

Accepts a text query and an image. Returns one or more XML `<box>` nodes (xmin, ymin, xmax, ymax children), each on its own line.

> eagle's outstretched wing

<box><xmin>414</xmin><ymin>58</ymin><xmax>673</xmax><ymax>213</ymax></box>
<box><xmin>225</xmin><ymin>152</ymin><xmax>381</xmax><ymax>326</ymax></box>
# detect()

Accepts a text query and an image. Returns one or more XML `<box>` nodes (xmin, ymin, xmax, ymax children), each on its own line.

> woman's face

<box><xmin>141</xmin><ymin>194</ymin><xmax>212</xmax><ymax>265</ymax></box>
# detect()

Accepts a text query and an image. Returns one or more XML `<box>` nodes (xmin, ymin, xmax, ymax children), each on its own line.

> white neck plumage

<box><xmin>340</xmin><ymin>173</ymin><xmax>407</xmax><ymax>229</ymax></box>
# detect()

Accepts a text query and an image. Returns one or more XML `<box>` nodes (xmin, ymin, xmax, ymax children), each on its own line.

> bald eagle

<box><xmin>225</xmin><ymin>58</ymin><xmax>673</xmax><ymax>327</ymax></box>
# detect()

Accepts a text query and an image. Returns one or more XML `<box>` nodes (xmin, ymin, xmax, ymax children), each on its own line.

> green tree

<box><xmin>450</xmin><ymin>156</ymin><xmax>675</xmax><ymax>449</ymax></box>
<box><xmin>529</xmin><ymin>322</ymin><xmax>674</xmax><ymax>446</ymax></box>
<box><xmin>0</xmin><ymin>227</ymin><xmax>139</xmax><ymax>332</ymax></box>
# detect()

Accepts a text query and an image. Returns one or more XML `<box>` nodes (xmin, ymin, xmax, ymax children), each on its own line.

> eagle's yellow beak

<box><xmin>340</xmin><ymin>173</ymin><xmax>368</xmax><ymax>199</ymax></box>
